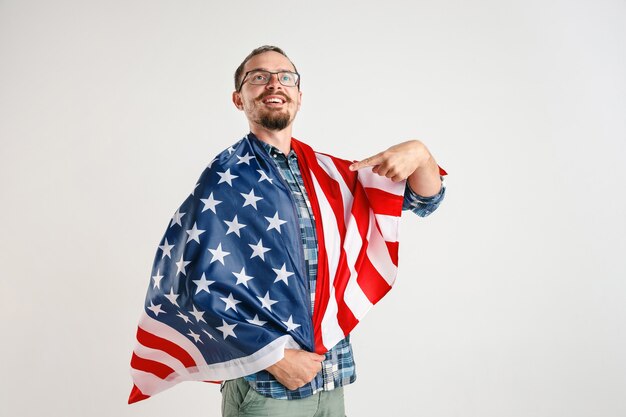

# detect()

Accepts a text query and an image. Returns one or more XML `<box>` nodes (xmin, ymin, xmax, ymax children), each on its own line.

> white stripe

<box><xmin>366</xmin><ymin>213</ymin><xmax>398</xmax><ymax>285</ymax></box>
<box><xmin>133</xmin><ymin>342</ymin><xmax>188</xmax><ymax>375</ymax></box>
<box><xmin>315</xmin><ymin>154</ymin><xmax>373</xmax><ymax>321</ymax></box>
<box><xmin>357</xmin><ymin>170</ymin><xmax>405</xmax><ymax>196</ymax></box>
<box><xmin>310</xmin><ymin>170</ymin><xmax>346</xmax><ymax>349</ymax></box>
<box><xmin>374</xmin><ymin>213</ymin><xmax>401</xmax><ymax>243</ymax></box>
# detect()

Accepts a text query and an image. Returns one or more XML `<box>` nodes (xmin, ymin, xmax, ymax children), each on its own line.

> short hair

<box><xmin>234</xmin><ymin>45</ymin><xmax>299</xmax><ymax>91</ymax></box>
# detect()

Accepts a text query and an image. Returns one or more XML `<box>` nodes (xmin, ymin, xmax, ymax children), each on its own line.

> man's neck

<box><xmin>249</xmin><ymin>124</ymin><xmax>293</xmax><ymax>155</ymax></box>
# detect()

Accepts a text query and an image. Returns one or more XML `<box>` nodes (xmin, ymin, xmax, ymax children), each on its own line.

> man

<box><xmin>220</xmin><ymin>46</ymin><xmax>446</xmax><ymax>416</ymax></box>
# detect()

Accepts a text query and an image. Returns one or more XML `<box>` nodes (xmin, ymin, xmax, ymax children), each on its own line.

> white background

<box><xmin>1</xmin><ymin>1</ymin><xmax>625</xmax><ymax>416</ymax></box>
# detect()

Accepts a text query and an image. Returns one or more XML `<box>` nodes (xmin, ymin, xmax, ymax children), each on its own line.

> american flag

<box><xmin>128</xmin><ymin>135</ymin><xmax>406</xmax><ymax>404</ymax></box>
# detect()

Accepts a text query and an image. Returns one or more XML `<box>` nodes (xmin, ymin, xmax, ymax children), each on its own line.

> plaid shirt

<box><xmin>244</xmin><ymin>135</ymin><xmax>445</xmax><ymax>399</ymax></box>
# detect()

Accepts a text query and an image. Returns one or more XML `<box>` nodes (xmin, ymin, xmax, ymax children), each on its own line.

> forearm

<box><xmin>407</xmin><ymin>149</ymin><xmax>442</xmax><ymax>198</ymax></box>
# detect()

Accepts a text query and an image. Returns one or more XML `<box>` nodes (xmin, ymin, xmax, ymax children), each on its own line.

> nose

<box><xmin>265</xmin><ymin>73</ymin><xmax>282</xmax><ymax>90</ymax></box>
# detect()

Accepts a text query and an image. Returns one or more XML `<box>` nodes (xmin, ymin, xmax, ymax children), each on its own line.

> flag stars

<box><xmin>208</xmin><ymin>243</ymin><xmax>230</xmax><ymax>265</ymax></box>
<box><xmin>159</xmin><ymin>238</ymin><xmax>175</xmax><ymax>259</ymax></box>
<box><xmin>246</xmin><ymin>314</ymin><xmax>267</xmax><ymax>327</ymax></box>
<box><xmin>241</xmin><ymin>188</ymin><xmax>263</xmax><ymax>209</ymax></box>
<box><xmin>192</xmin><ymin>273</ymin><xmax>215</xmax><ymax>294</ymax></box>
<box><xmin>152</xmin><ymin>269</ymin><xmax>164</xmax><ymax>289</ymax></box>
<box><xmin>185</xmin><ymin>222</ymin><xmax>206</xmax><ymax>244</ymax></box>
<box><xmin>201</xmin><ymin>192</ymin><xmax>222</xmax><ymax>214</ymax></box>
<box><xmin>257</xmin><ymin>169</ymin><xmax>273</xmax><ymax>184</ymax></box>
<box><xmin>189</xmin><ymin>305</ymin><xmax>206</xmax><ymax>323</ymax></box>
<box><xmin>266</xmin><ymin>211</ymin><xmax>287</xmax><ymax>233</ymax></box>
<box><xmin>176</xmin><ymin>311</ymin><xmax>192</xmax><ymax>324</ymax></box>
<box><xmin>217</xmin><ymin>169</ymin><xmax>238</xmax><ymax>186</ymax></box>
<box><xmin>187</xmin><ymin>330</ymin><xmax>203</xmax><ymax>344</ymax></box>
<box><xmin>220</xmin><ymin>293</ymin><xmax>242</xmax><ymax>313</ymax></box>
<box><xmin>202</xmin><ymin>329</ymin><xmax>217</xmax><ymax>341</ymax></box>
<box><xmin>170</xmin><ymin>208</ymin><xmax>186</xmax><ymax>228</ymax></box>
<box><xmin>273</xmin><ymin>264</ymin><xmax>294</xmax><ymax>285</ymax></box>
<box><xmin>236</xmin><ymin>152</ymin><xmax>255</xmax><ymax>165</ymax></box>
<box><xmin>175</xmin><ymin>255</ymin><xmax>191</xmax><ymax>276</ymax></box>
<box><xmin>282</xmin><ymin>315</ymin><xmax>301</xmax><ymax>332</ymax></box>
<box><xmin>249</xmin><ymin>239</ymin><xmax>270</xmax><ymax>261</ymax></box>
<box><xmin>216</xmin><ymin>319</ymin><xmax>237</xmax><ymax>340</ymax></box>
<box><xmin>232</xmin><ymin>267</ymin><xmax>254</xmax><ymax>288</ymax></box>
<box><xmin>257</xmin><ymin>291</ymin><xmax>278</xmax><ymax>312</ymax></box>
<box><xmin>147</xmin><ymin>301</ymin><xmax>165</xmax><ymax>317</ymax></box>
<box><xmin>224</xmin><ymin>215</ymin><xmax>246</xmax><ymax>237</ymax></box>
<box><xmin>164</xmin><ymin>287</ymin><xmax>180</xmax><ymax>307</ymax></box>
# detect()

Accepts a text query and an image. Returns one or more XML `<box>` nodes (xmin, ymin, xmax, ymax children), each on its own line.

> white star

<box><xmin>208</xmin><ymin>243</ymin><xmax>230</xmax><ymax>265</ymax></box>
<box><xmin>202</xmin><ymin>329</ymin><xmax>217</xmax><ymax>341</ymax></box>
<box><xmin>191</xmin><ymin>182</ymin><xmax>200</xmax><ymax>196</ymax></box>
<box><xmin>265</xmin><ymin>211</ymin><xmax>287</xmax><ymax>233</ymax></box>
<box><xmin>207</xmin><ymin>158</ymin><xmax>217</xmax><ymax>169</ymax></box>
<box><xmin>257</xmin><ymin>291</ymin><xmax>278</xmax><ymax>311</ymax></box>
<box><xmin>187</xmin><ymin>330</ymin><xmax>203</xmax><ymax>344</ymax></box>
<box><xmin>236</xmin><ymin>152</ymin><xmax>255</xmax><ymax>165</ymax></box>
<box><xmin>147</xmin><ymin>301</ymin><xmax>164</xmax><ymax>317</ymax></box>
<box><xmin>175</xmin><ymin>255</ymin><xmax>191</xmax><ymax>276</ymax></box>
<box><xmin>220</xmin><ymin>293</ymin><xmax>242</xmax><ymax>312</ymax></box>
<box><xmin>152</xmin><ymin>269</ymin><xmax>164</xmax><ymax>289</ymax></box>
<box><xmin>217</xmin><ymin>169</ymin><xmax>238</xmax><ymax>186</ymax></box>
<box><xmin>227</xmin><ymin>146</ymin><xmax>235</xmax><ymax>155</ymax></box>
<box><xmin>176</xmin><ymin>311</ymin><xmax>191</xmax><ymax>324</ymax></box>
<box><xmin>186</xmin><ymin>222</ymin><xmax>206</xmax><ymax>244</ymax></box>
<box><xmin>224</xmin><ymin>215</ymin><xmax>246</xmax><ymax>237</ymax></box>
<box><xmin>192</xmin><ymin>273</ymin><xmax>215</xmax><ymax>294</ymax></box>
<box><xmin>282</xmin><ymin>315</ymin><xmax>301</xmax><ymax>332</ymax></box>
<box><xmin>170</xmin><ymin>208</ymin><xmax>186</xmax><ymax>228</ymax></box>
<box><xmin>159</xmin><ymin>238</ymin><xmax>175</xmax><ymax>259</ymax></box>
<box><xmin>257</xmin><ymin>169</ymin><xmax>273</xmax><ymax>184</ymax></box>
<box><xmin>241</xmin><ymin>188</ymin><xmax>263</xmax><ymax>209</ymax></box>
<box><xmin>216</xmin><ymin>319</ymin><xmax>237</xmax><ymax>339</ymax></box>
<box><xmin>246</xmin><ymin>314</ymin><xmax>267</xmax><ymax>327</ymax></box>
<box><xmin>164</xmin><ymin>287</ymin><xmax>180</xmax><ymax>307</ymax></box>
<box><xmin>273</xmin><ymin>263</ymin><xmax>294</xmax><ymax>285</ymax></box>
<box><xmin>189</xmin><ymin>305</ymin><xmax>206</xmax><ymax>323</ymax></box>
<box><xmin>201</xmin><ymin>192</ymin><xmax>222</xmax><ymax>214</ymax></box>
<box><xmin>249</xmin><ymin>239</ymin><xmax>270</xmax><ymax>261</ymax></box>
<box><xmin>232</xmin><ymin>267</ymin><xmax>254</xmax><ymax>288</ymax></box>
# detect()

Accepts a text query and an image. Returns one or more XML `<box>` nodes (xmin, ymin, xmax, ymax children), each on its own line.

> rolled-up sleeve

<box><xmin>402</xmin><ymin>178</ymin><xmax>446</xmax><ymax>217</ymax></box>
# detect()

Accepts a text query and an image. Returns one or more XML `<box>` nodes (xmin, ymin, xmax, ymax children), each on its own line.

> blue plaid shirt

<box><xmin>244</xmin><ymin>136</ymin><xmax>446</xmax><ymax>399</ymax></box>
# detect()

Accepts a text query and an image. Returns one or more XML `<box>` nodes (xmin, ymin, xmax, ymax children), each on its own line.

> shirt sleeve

<box><xmin>402</xmin><ymin>177</ymin><xmax>446</xmax><ymax>217</ymax></box>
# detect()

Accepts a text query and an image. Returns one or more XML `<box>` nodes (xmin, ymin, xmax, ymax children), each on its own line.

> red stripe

<box><xmin>362</xmin><ymin>187</ymin><xmax>404</xmax><ymax>216</ymax></box>
<box><xmin>128</xmin><ymin>384</ymin><xmax>150</xmax><ymax>404</ymax></box>
<box><xmin>355</xmin><ymin>253</ymin><xmax>393</xmax><ymax>304</ymax></box>
<box><xmin>385</xmin><ymin>241</ymin><xmax>399</xmax><ymax>266</ymax></box>
<box><xmin>438</xmin><ymin>165</ymin><xmax>447</xmax><ymax>176</ymax></box>
<box><xmin>136</xmin><ymin>326</ymin><xmax>196</xmax><ymax>368</ymax></box>
<box><xmin>131</xmin><ymin>352</ymin><xmax>175</xmax><ymax>379</ymax></box>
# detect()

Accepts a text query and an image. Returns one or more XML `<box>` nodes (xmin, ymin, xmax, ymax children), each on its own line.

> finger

<box><xmin>349</xmin><ymin>153</ymin><xmax>384</xmax><ymax>171</ymax></box>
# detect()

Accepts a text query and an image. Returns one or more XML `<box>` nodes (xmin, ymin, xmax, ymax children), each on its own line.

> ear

<box><xmin>296</xmin><ymin>90</ymin><xmax>302</xmax><ymax>111</ymax></box>
<box><xmin>232</xmin><ymin>91</ymin><xmax>244</xmax><ymax>110</ymax></box>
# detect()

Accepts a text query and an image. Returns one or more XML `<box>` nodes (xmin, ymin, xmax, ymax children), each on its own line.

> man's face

<box><xmin>232</xmin><ymin>51</ymin><xmax>302</xmax><ymax>132</ymax></box>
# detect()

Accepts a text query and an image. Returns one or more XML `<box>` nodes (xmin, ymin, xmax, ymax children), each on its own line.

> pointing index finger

<box><xmin>349</xmin><ymin>153</ymin><xmax>383</xmax><ymax>171</ymax></box>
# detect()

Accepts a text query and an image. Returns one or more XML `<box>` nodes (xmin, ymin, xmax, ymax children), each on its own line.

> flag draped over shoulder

<box><xmin>128</xmin><ymin>134</ymin><xmax>406</xmax><ymax>404</ymax></box>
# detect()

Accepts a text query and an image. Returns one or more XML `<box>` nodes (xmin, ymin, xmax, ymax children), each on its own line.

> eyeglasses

<box><xmin>238</xmin><ymin>69</ymin><xmax>300</xmax><ymax>92</ymax></box>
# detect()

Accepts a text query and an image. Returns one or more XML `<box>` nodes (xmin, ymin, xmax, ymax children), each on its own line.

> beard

<box><xmin>258</xmin><ymin>110</ymin><xmax>291</xmax><ymax>131</ymax></box>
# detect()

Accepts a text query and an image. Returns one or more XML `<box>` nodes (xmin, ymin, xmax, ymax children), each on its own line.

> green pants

<box><xmin>221</xmin><ymin>377</ymin><xmax>346</xmax><ymax>417</ymax></box>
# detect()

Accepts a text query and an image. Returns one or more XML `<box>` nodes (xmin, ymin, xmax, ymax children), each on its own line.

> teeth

<box><xmin>265</xmin><ymin>98</ymin><xmax>283</xmax><ymax>103</ymax></box>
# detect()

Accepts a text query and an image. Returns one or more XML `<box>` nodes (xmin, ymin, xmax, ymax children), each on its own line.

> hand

<box><xmin>266</xmin><ymin>349</ymin><xmax>325</xmax><ymax>390</ymax></box>
<box><xmin>349</xmin><ymin>140</ymin><xmax>442</xmax><ymax>197</ymax></box>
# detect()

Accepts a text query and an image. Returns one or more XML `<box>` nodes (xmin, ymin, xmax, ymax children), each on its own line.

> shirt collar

<box><xmin>248</xmin><ymin>132</ymin><xmax>297</xmax><ymax>160</ymax></box>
